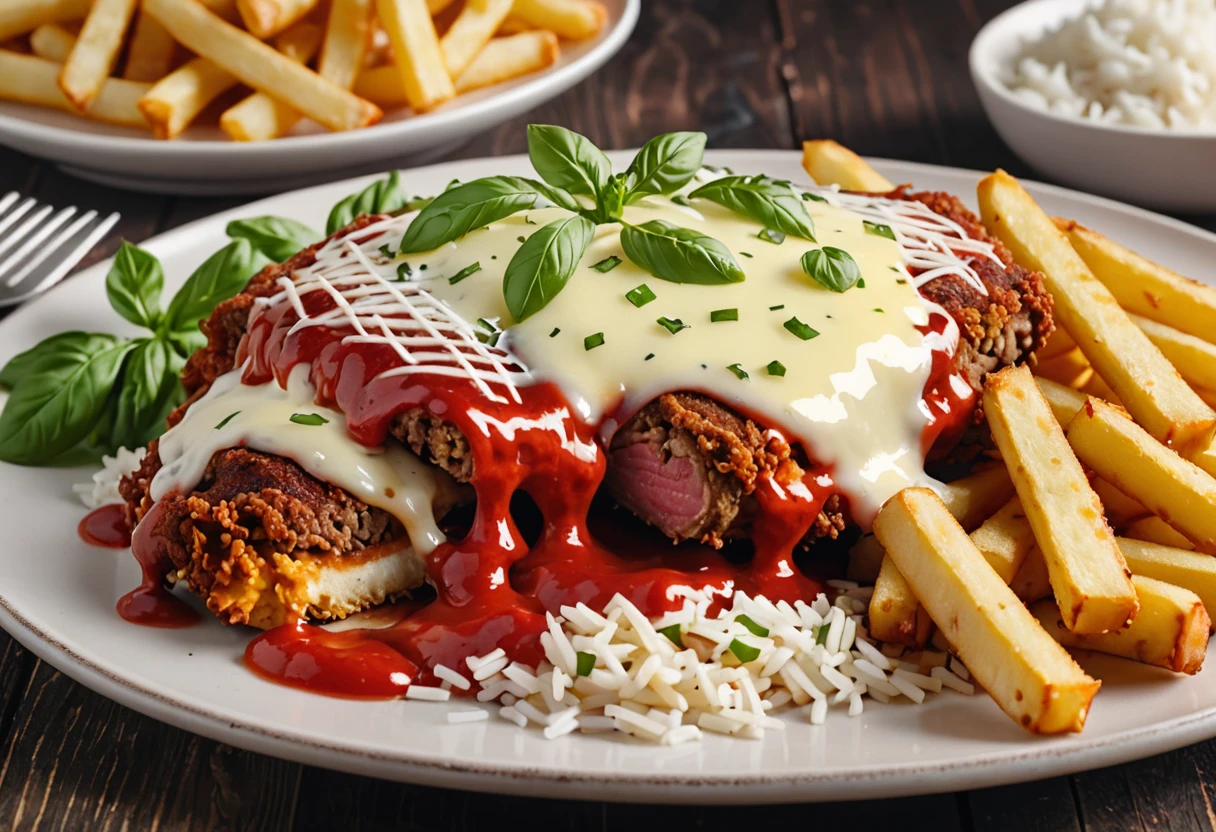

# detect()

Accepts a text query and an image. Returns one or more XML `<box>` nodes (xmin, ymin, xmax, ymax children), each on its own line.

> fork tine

<box><xmin>0</xmin><ymin>203</ymin><xmax>53</xmax><ymax>262</ymax></box>
<box><xmin>0</xmin><ymin>197</ymin><xmax>37</xmax><ymax>239</ymax></box>
<box><xmin>0</xmin><ymin>193</ymin><xmax>19</xmax><ymax>218</ymax></box>
<box><xmin>2</xmin><ymin>210</ymin><xmax>95</xmax><ymax>290</ymax></box>
<box><xmin>0</xmin><ymin>206</ymin><xmax>77</xmax><ymax>287</ymax></box>
<box><xmin>22</xmin><ymin>211</ymin><xmax>120</xmax><ymax>298</ymax></box>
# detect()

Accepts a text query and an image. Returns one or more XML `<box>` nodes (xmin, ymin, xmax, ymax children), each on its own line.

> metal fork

<box><xmin>0</xmin><ymin>192</ymin><xmax>120</xmax><ymax>308</ymax></box>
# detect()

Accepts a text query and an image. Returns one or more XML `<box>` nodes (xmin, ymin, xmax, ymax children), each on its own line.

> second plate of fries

<box><xmin>0</xmin><ymin>0</ymin><xmax>638</xmax><ymax>194</ymax></box>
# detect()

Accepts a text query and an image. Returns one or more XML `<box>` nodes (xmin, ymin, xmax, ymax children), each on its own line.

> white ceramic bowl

<box><xmin>969</xmin><ymin>0</ymin><xmax>1216</xmax><ymax>213</ymax></box>
<box><xmin>0</xmin><ymin>0</ymin><xmax>638</xmax><ymax>196</ymax></box>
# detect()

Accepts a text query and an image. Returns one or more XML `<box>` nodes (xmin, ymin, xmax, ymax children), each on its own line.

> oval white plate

<box><xmin>2</xmin><ymin>151</ymin><xmax>1216</xmax><ymax>804</ymax></box>
<box><xmin>0</xmin><ymin>0</ymin><xmax>638</xmax><ymax>196</ymax></box>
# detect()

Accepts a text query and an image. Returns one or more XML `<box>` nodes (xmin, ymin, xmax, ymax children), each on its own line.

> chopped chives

<box><xmin>873</xmin><ymin>307</ymin><xmax>885</xmax><ymax>313</ymax></box>
<box><xmin>395</xmin><ymin>262</ymin><xmax>412</xmax><ymax>280</ymax></box>
<box><xmin>476</xmin><ymin>317</ymin><xmax>498</xmax><ymax>333</ymax></box>
<box><xmin>525</xmin><ymin>215</ymin><xmax>537</xmax><ymax>225</ymax></box>
<box><xmin>592</xmin><ymin>255</ymin><xmax>622</xmax><ymax>273</ymax></box>
<box><xmin>729</xmin><ymin>638</ymin><xmax>761</xmax><ymax>663</ymax></box>
<box><xmin>802</xmin><ymin>192</ymin><xmax>827</xmax><ymax>202</ymax></box>
<box><xmin>758</xmin><ymin>228</ymin><xmax>785</xmax><ymax>245</ymax></box>
<box><xmin>448</xmin><ymin>262</ymin><xmax>481</xmax><ymax>284</ymax></box>
<box><xmin>625</xmin><ymin>284</ymin><xmax>656</xmax><ymax>307</ymax></box>
<box><xmin>710</xmin><ymin>308</ymin><xmax>738</xmax><ymax>322</ymax></box>
<box><xmin>549</xmin><ymin>327</ymin><xmax>561</xmax><ymax>337</ymax></box>
<box><xmin>657</xmin><ymin>624</ymin><xmax>684</xmax><ymax>648</ymax></box>
<box><xmin>736</xmin><ymin>614</ymin><xmax>769</xmax><ymax>637</ymax></box>
<box><xmin>857</xmin><ymin>278</ymin><xmax>866</xmax><ymax>288</ymax></box>
<box><xmin>784</xmin><ymin>316</ymin><xmax>819</xmax><ymax>340</ymax></box>
<box><xmin>740</xmin><ymin>251</ymin><xmax>753</xmax><ymax>258</ymax></box>
<box><xmin>888</xmin><ymin>265</ymin><xmax>900</xmax><ymax>272</ymax></box>
<box><xmin>864</xmin><ymin>220</ymin><xmax>896</xmax><ymax>240</ymax></box>
<box><xmin>657</xmin><ymin>316</ymin><xmax>689</xmax><ymax>335</ymax></box>
<box><xmin>289</xmin><ymin>413</ymin><xmax>328</xmax><ymax>426</ymax></box>
<box><xmin>815</xmin><ymin>626</ymin><xmax>829</xmax><ymax>646</ymax></box>
<box><xmin>644</xmin><ymin>352</ymin><xmax>655</xmax><ymax>361</ymax></box>
<box><xmin>584</xmin><ymin>332</ymin><xmax>605</xmax><ymax>350</ymax></box>
<box><xmin>517</xmin><ymin>235</ymin><xmax>526</xmax><ymax>243</ymax></box>
<box><xmin>726</xmin><ymin>363</ymin><xmax>749</xmax><ymax>380</ymax></box>
<box><xmin>896</xmin><ymin>278</ymin><xmax>908</xmax><ymax>285</ymax></box>
<box><xmin>769</xmin><ymin>304</ymin><xmax>785</xmax><ymax>311</ymax></box>
<box><xmin>215</xmin><ymin>411</ymin><xmax>240</xmax><ymax>430</ymax></box>
<box><xmin>419</xmin><ymin>264</ymin><xmax>427</xmax><ymax>271</ymax></box>
<box><xmin>766</xmin><ymin>360</ymin><xmax>786</xmax><ymax>377</ymax></box>
<box><xmin>379</xmin><ymin>244</ymin><xmax>395</xmax><ymax>258</ymax></box>
<box><xmin>575</xmin><ymin>651</ymin><xmax>595</xmax><ymax>677</ymax></box>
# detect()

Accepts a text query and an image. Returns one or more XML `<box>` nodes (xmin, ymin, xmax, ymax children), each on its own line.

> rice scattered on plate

<box><xmin>1001</xmin><ymin>0</ymin><xmax>1216</xmax><ymax>130</ymax></box>
<box><xmin>73</xmin><ymin>446</ymin><xmax>145</xmax><ymax>509</ymax></box>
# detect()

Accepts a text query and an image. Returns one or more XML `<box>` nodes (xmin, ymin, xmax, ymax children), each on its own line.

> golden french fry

<box><xmin>497</xmin><ymin>14</ymin><xmax>536</xmax><ymax>35</ymax></box>
<box><xmin>58</xmin><ymin>0</ymin><xmax>138</xmax><ymax>110</ymax></box>
<box><xmin>979</xmin><ymin>171</ymin><xmax>1216</xmax><ymax>450</ymax></box>
<box><xmin>374</xmin><ymin>0</ymin><xmax>454</xmax><ymax>112</ymax></box>
<box><xmin>199</xmin><ymin>0</ymin><xmax>242</xmax><ymax>23</ymax></box>
<box><xmin>1067</xmin><ymin>397</ymin><xmax>1216</xmax><ymax>555</ymax></box>
<box><xmin>28</xmin><ymin>22</ymin><xmax>75</xmax><ymax>61</ymax></box>
<box><xmin>1034</xmin><ymin>347</ymin><xmax>1093</xmax><ymax>390</ymax></box>
<box><xmin>454</xmin><ymin>29</ymin><xmax>559</xmax><ymax>93</ymax></box>
<box><xmin>1010</xmin><ymin>546</ymin><xmax>1053</xmax><ymax>603</ymax></box>
<box><xmin>1056</xmin><ymin>218</ymin><xmax>1216</xmax><ymax>346</ymax></box>
<box><xmin>869</xmin><ymin>555</ymin><xmax>933</xmax><ymax>647</ymax></box>
<box><xmin>985</xmin><ymin>366</ymin><xmax>1137</xmax><ymax>634</ymax></box>
<box><xmin>0</xmin><ymin>0</ymin><xmax>89</xmax><ymax>43</ymax></box>
<box><xmin>801</xmin><ymin>139</ymin><xmax>895</xmax><ymax>192</ymax></box>
<box><xmin>351</xmin><ymin>64</ymin><xmax>404</xmax><ymax>105</ymax></box>
<box><xmin>122</xmin><ymin>12</ymin><xmax>176</xmax><ymax>82</ymax></box>
<box><xmin>875</xmin><ymin>487</ymin><xmax>1100</xmax><ymax>734</ymax></box>
<box><xmin>1036</xmin><ymin>376</ymin><xmax>1089</xmax><ymax>427</ymax></box>
<box><xmin>139</xmin><ymin>57</ymin><xmax>237</xmax><ymax>139</ymax></box>
<box><xmin>1125</xmin><ymin>516</ymin><xmax>1196</xmax><ymax>551</ymax></box>
<box><xmin>1036</xmin><ymin>326</ymin><xmax>1077</xmax><ymax>361</ymax></box>
<box><xmin>1079</xmin><ymin>372</ymin><xmax>1122</xmax><ymax>408</ymax></box>
<box><xmin>427</xmin><ymin>0</ymin><xmax>457</xmax><ymax>11</ymax></box>
<box><xmin>511</xmin><ymin>0</ymin><xmax>606</xmax><ymax>40</ymax></box>
<box><xmin>846</xmin><ymin>533</ymin><xmax>884</xmax><ymax>584</ymax></box>
<box><xmin>1032</xmin><ymin>575</ymin><xmax>1209</xmax><ymax>674</ymax></box>
<box><xmin>144</xmin><ymin>0</ymin><xmax>381</xmax><ymax>132</ymax></box>
<box><xmin>968</xmin><ymin>496</ymin><xmax>1034</xmax><ymax>584</ymax></box>
<box><xmin>937</xmin><ymin>464</ymin><xmax>1016</xmax><ymax>531</ymax></box>
<box><xmin>1131</xmin><ymin>314</ymin><xmax>1216</xmax><ymax>393</ymax></box>
<box><xmin>1092</xmin><ymin>477</ymin><xmax>1147</xmax><ymax>530</ymax></box>
<box><xmin>440</xmin><ymin>0</ymin><xmax>513</xmax><ymax>77</ymax></box>
<box><xmin>237</xmin><ymin>0</ymin><xmax>319</xmax><ymax>39</ymax></box>
<box><xmin>318</xmin><ymin>0</ymin><xmax>373</xmax><ymax>90</ymax></box>
<box><xmin>1119</xmin><ymin>537</ymin><xmax>1216</xmax><ymax>623</ymax></box>
<box><xmin>219</xmin><ymin>22</ymin><xmax>324</xmax><ymax>141</ymax></box>
<box><xmin>0</xmin><ymin>49</ymin><xmax>148</xmax><ymax>127</ymax></box>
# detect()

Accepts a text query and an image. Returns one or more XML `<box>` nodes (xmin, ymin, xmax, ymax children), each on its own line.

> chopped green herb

<box><xmin>857</xmin><ymin>278</ymin><xmax>866</xmax><ymax>288</ymax></box>
<box><xmin>575</xmin><ymin>651</ymin><xmax>595</xmax><ymax>677</ymax></box>
<box><xmin>729</xmin><ymin>638</ymin><xmax>761</xmax><ymax>663</ymax></box>
<box><xmin>874</xmin><ymin>307</ymin><xmax>884</xmax><ymax>313</ymax></box>
<box><xmin>419</xmin><ymin>264</ymin><xmax>427</xmax><ymax>271</ymax></box>
<box><xmin>766</xmin><ymin>360</ymin><xmax>786</xmax><ymax>377</ymax></box>
<box><xmin>290</xmin><ymin>413</ymin><xmax>329</xmax><ymax>426</ymax></box>
<box><xmin>657</xmin><ymin>624</ymin><xmax>684</xmax><ymax>648</ymax></box>
<box><xmin>476</xmin><ymin>317</ymin><xmax>498</xmax><ymax>333</ymax></box>
<box><xmin>896</xmin><ymin>278</ymin><xmax>908</xmax><ymax>285</ymax></box>
<box><xmin>671</xmin><ymin>195</ymin><xmax>691</xmax><ymax>207</ymax></box>
<box><xmin>395</xmin><ymin>262</ymin><xmax>412</xmax><ymax>280</ymax></box>
<box><xmin>625</xmin><ymin>284</ymin><xmax>656</xmax><ymax>307</ymax></box>
<box><xmin>644</xmin><ymin>352</ymin><xmax>655</xmax><ymax>361</ymax></box>
<box><xmin>490</xmin><ymin>255</ymin><xmax>497</xmax><ymax>260</ymax></box>
<box><xmin>864</xmin><ymin>220</ymin><xmax>896</xmax><ymax>240</ymax></box>
<box><xmin>525</xmin><ymin>215</ymin><xmax>537</xmax><ymax>225</ymax></box>
<box><xmin>727</xmin><ymin>363</ymin><xmax>749</xmax><ymax>380</ymax></box>
<box><xmin>769</xmin><ymin>304</ymin><xmax>785</xmax><ymax>311</ymax></box>
<box><xmin>736</xmin><ymin>614</ymin><xmax>769</xmax><ymax>637</ymax></box>
<box><xmin>802</xmin><ymin>192</ymin><xmax>828</xmax><ymax>203</ymax></box>
<box><xmin>591</xmin><ymin>255</ymin><xmax>622</xmax><ymax>273</ymax></box>
<box><xmin>517</xmin><ymin>235</ymin><xmax>526</xmax><ymax>243</ymax></box>
<box><xmin>584</xmin><ymin>332</ymin><xmax>605</xmax><ymax>350</ymax></box>
<box><xmin>379</xmin><ymin>244</ymin><xmax>395</xmax><ymax>258</ymax></box>
<box><xmin>448</xmin><ymin>262</ymin><xmax>481</xmax><ymax>285</ymax></box>
<box><xmin>758</xmin><ymin>228</ymin><xmax>785</xmax><ymax>245</ymax></box>
<box><xmin>740</xmin><ymin>251</ymin><xmax>753</xmax><ymax>258</ymax></box>
<box><xmin>215</xmin><ymin>411</ymin><xmax>240</xmax><ymax>430</ymax></box>
<box><xmin>784</xmin><ymin>316</ymin><xmax>819</xmax><ymax>340</ymax></box>
<box><xmin>549</xmin><ymin>327</ymin><xmax>560</xmax><ymax>337</ymax></box>
<box><xmin>815</xmin><ymin>626</ymin><xmax>829</xmax><ymax>646</ymax></box>
<box><xmin>657</xmin><ymin>316</ymin><xmax>689</xmax><ymax>335</ymax></box>
<box><xmin>710</xmin><ymin>308</ymin><xmax>738</xmax><ymax>322</ymax></box>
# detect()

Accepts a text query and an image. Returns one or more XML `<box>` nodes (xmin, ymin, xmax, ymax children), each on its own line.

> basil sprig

<box><xmin>503</xmin><ymin>215</ymin><xmax>595</xmax><ymax>322</ymax></box>
<box><xmin>622</xmin><ymin>132</ymin><xmax>707</xmax><ymax>205</ymax></box>
<box><xmin>527</xmin><ymin>124</ymin><xmax>612</xmax><ymax>199</ymax></box>
<box><xmin>801</xmin><ymin>246</ymin><xmax>861</xmax><ymax>293</ymax></box>
<box><xmin>226</xmin><ymin>216</ymin><xmax>320</xmax><ymax>263</ymax></box>
<box><xmin>326</xmin><ymin>170</ymin><xmax>409</xmax><ymax>234</ymax></box>
<box><xmin>689</xmin><ymin>175</ymin><xmax>816</xmax><ymax>241</ymax></box>
<box><xmin>0</xmin><ymin>237</ymin><xmax>271</xmax><ymax>465</ymax></box>
<box><xmin>621</xmin><ymin>220</ymin><xmax>744</xmax><ymax>286</ymax></box>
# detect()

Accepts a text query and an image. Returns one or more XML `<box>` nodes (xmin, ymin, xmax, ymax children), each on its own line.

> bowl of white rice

<box><xmin>970</xmin><ymin>0</ymin><xmax>1216</xmax><ymax>211</ymax></box>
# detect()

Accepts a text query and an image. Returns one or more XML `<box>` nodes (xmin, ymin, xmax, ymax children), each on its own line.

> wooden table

<box><xmin>2</xmin><ymin>1</ymin><xmax>1215</xmax><ymax>828</ymax></box>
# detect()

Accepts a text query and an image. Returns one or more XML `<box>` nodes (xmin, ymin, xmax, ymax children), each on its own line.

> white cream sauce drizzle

<box><xmin>151</xmin><ymin>364</ymin><xmax>447</xmax><ymax>556</ymax></box>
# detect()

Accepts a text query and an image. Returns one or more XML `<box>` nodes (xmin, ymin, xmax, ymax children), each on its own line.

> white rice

<box><xmin>73</xmin><ymin>446</ymin><xmax>146</xmax><ymax>508</ymax></box>
<box><xmin>1001</xmin><ymin>0</ymin><xmax>1216</xmax><ymax>130</ymax></box>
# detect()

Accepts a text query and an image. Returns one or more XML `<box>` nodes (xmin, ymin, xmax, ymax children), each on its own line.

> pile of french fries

<box><xmin>0</xmin><ymin>0</ymin><xmax>604</xmax><ymax>140</ymax></box>
<box><xmin>804</xmin><ymin>139</ymin><xmax>1216</xmax><ymax>735</ymax></box>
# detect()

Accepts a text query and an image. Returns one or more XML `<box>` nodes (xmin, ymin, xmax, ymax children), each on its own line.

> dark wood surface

<box><xmin>1</xmin><ymin>1</ymin><xmax>1215</xmax><ymax>829</ymax></box>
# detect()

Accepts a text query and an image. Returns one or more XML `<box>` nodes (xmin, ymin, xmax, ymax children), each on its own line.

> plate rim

<box><xmin>4</xmin><ymin>150</ymin><xmax>1216</xmax><ymax>803</ymax></box>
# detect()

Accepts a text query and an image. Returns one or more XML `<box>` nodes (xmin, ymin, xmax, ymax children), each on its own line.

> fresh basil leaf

<box><xmin>527</xmin><ymin>125</ymin><xmax>611</xmax><ymax>199</ymax></box>
<box><xmin>801</xmin><ymin>246</ymin><xmax>861</xmax><ymax>293</ymax></box>
<box><xmin>623</xmin><ymin>131</ymin><xmax>706</xmax><ymax>204</ymax></box>
<box><xmin>164</xmin><ymin>239</ymin><xmax>271</xmax><ymax>335</ymax></box>
<box><xmin>105</xmin><ymin>241</ymin><xmax>163</xmax><ymax>330</ymax></box>
<box><xmin>326</xmin><ymin>170</ymin><xmax>408</xmax><ymax>234</ymax></box>
<box><xmin>0</xmin><ymin>334</ymin><xmax>134</xmax><ymax>465</ymax></box>
<box><xmin>863</xmin><ymin>220</ymin><xmax>896</xmax><ymax>241</ymax></box>
<box><xmin>226</xmin><ymin>216</ymin><xmax>320</xmax><ymax>263</ymax></box>
<box><xmin>689</xmin><ymin>175</ymin><xmax>816</xmax><ymax>241</ymax></box>
<box><xmin>0</xmin><ymin>331</ymin><xmax>100</xmax><ymax>389</ymax></box>
<box><xmin>400</xmin><ymin>177</ymin><xmax>563</xmax><ymax>254</ymax></box>
<box><xmin>168</xmin><ymin>328</ymin><xmax>207</xmax><ymax>357</ymax></box>
<box><xmin>620</xmin><ymin>219</ymin><xmax>744</xmax><ymax>285</ymax></box>
<box><xmin>503</xmin><ymin>215</ymin><xmax>595</xmax><ymax>322</ymax></box>
<box><xmin>110</xmin><ymin>338</ymin><xmax>186</xmax><ymax>449</ymax></box>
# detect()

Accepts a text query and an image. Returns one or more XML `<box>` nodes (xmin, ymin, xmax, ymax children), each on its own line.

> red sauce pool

<box><xmin>78</xmin><ymin>504</ymin><xmax>130</xmax><ymax>548</ymax></box>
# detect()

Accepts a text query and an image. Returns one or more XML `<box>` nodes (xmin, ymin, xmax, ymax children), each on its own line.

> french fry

<box><xmin>139</xmin><ymin>57</ymin><xmax>238</xmax><ymax>138</ymax></box>
<box><xmin>143</xmin><ymin>0</ymin><xmax>381</xmax><ymax>132</ymax></box>
<box><xmin>318</xmin><ymin>0</ymin><xmax>373</xmax><ymax>90</ymax></box>
<box><xmin>0</xmin><ymin>49</ymin><xmax>148</xmax><ymax>127</ymax></box>
<box><xmin>374</xmin><ymin>0</ymin><xmax>454</xmax><ymax>112</ymax></box>
<box><xmin>0</xmin><ymin>0</ymin><xmax>89</xmax><ymax>43</ymax></box>
<box><xmin>237</xmin><ymin>0</ymin><xmax>318</xmax><ymax>39</ymax></box>
<box><xmin>58</xmin><ymin>0</ymin><xmax>139</xmax><ymax>110</ymax></box>
<box><xmin>1010</xmin><ymin>546</ymin><xmax>1053</xmax><ymax>603</ymax></box>
<box><xmin>351</xmin><ymin>64</ymin><xmax>404</xmax><ymax>105</ymax></box>
<box><xmin>511</xmin><ymin>0</ymin><xmax>606</xmax><ymax>40</ymax></box>
<box><xmin>985</xmin><ymin>366</ymin><xmax>1137</xmax><ymax>634</ymax></box>
<box><xmin>937</xmin><ymin>464</ymin><xmax>1016</xmax><ymax>531</ymax></box>
<box><xmin>869</xmin><ymin>556</ymin><xmax>933</xmax><ymax>647</ymax></box>
<box><xmin>968</xmin><ymin>497</ymin><xmax>1035</xmax><ymax>584</ymax></box>
<box><xmin>1125</xmin><ymin>516</ymin><xmax>1196</xmax><ymax>551</ymax></box>
<box><xmin>1036</xmin><ymin>376</ymin><xmax>1089</xmax><ymax>426</ymax></box>
<box><xmin>1079</xmin><ymin>372</ymin><xmax>1122</xmax><ymax>408</ymax></box>
<box><xmin>1055</xmin><ymin>218</ymin><xmax>1216</xmax><ymax>346</ymax></box>
<box><xmin>978</xmin><ymin>171</ymin><xmax>1216</xmax><ymax>450</ymax></box>
<box><xmin>1197</xmin><ymin>387</ymin><xmax>1216</xmax><ymax>410</ymax></box>
<box><xmin>454</xmin><ymin>29</ymin><xmax>558</xmax><ymax>93</ymax></box>
<box><xmin>1037</xmin><ymin>326</ymin><xmax>1077</xmax><ymax>361</ymax></box>
<box><xmin>199</xmin><ymin>0</ymin><xmax>242</xmax><ymax>23</ymax></box>
<box><xmin>1132</xmin><ymin>314</ymin><xmax>1216</xmax><ymax>393</ymax></box>
<box><xmin>874</xmin><ymin>487</ymin><xmax>1100</xmax><ymax>734</ymax></box>
<box><xmin>427</xmin><ymin>0</ymin><xmax>457</xmax><ymax>12</ymax></box>
<box><xmin>801</xmin><ymin>139</ymin><xmax>895</xmax><ymax>192</ymax></box>
<box><xmin>1092</xmin><ymin>477</ymin><xmax>1147</xmax><ymax>529</ymax></box>
<box><xmin>497</xmin><ymin>14</ymin><xmax>536</xmax><ymax>35</ymax></box>
<box><xmin>1067</xmin><ymin>397</ymin><xmax>1216</xmax><ymax>555</ymax></box>
<box><xmin>1031</xmin><ymin>575</ymin><xmax>1209</xmax><ymax>674</ymax></box>
<box><xmin>122</xmin><ymin>12</ymin><xmax>176</xmax><ymax>82</ymax></box>
<box><xmin>1119</xmin><ymin>537</ymin><xmax>1216</xmax><ymax>622</ymax></box>
<box><xmin>28</xmin><ymin>22</ymin><xmax>75</xmax><ymax>61</ymax></box>
<box><xmin>219</xmin><ymin>22</ymin><xmax>323</xmax><ymax>141</ymax></box>
<box><xmin>1033</xmin><ymin>347</ymin><xmax>1093</xmax><ymax>390</ymax></box>
<box><xmin>440</xmin><ymin>0</ymin><xmax>513</xmax><ymax>78</ymax></box>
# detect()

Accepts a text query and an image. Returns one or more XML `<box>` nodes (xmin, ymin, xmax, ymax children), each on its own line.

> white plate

<box><xmin>0</xmin><ymin>1</ymin><xmax>638</xmax><ymax>196</ymax></box>
<box><xmin>2</xmin><ymin>151</ymin><xmax>1216</xmax><ymax>805</ymax></box>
